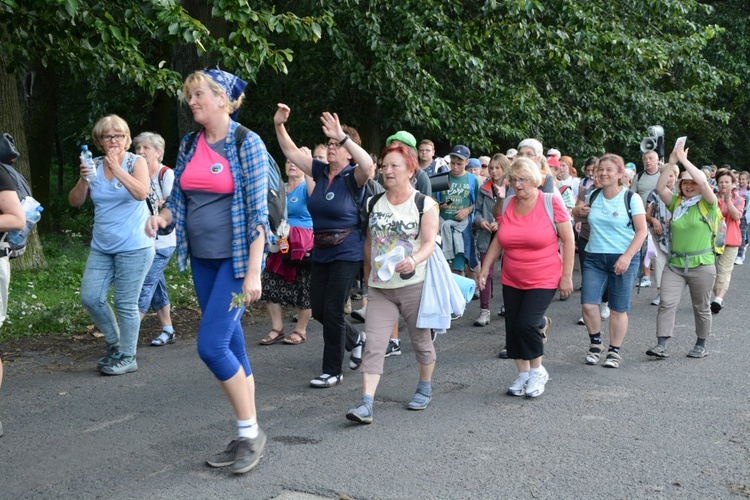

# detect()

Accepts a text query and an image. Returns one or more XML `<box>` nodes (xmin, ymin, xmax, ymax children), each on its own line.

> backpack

<box><xmin>587</xmin><ymin>187</ymin><xmax>636</xmax><ymax>229</ymax></box>
<box><xmin>0</xmin><ymin>161</ymin><xmax>36</xmax><ymax>259</ymax></box>
<box><xmin>146</xmin><ymin>165</ymin><xmax>172</xmax><ymax>215</ymax></box>
<box><xmin>187</xmin><ymin>125</ymin><xmax>286</xmax><ymax>234</ymax></box>
<box><xmin>344</xmin><ymin>171</ymin><xmax>385</xmax><ymax>231</ymax></box>
<box><xmin>367</xmin><ymin>191</ymin><xmax>427</xmax><ymax>237</ymax></box>
<box><xmin>695</xmin><ymin>198</ymin><xmax>726</xmax><ymax>255</ymax></box>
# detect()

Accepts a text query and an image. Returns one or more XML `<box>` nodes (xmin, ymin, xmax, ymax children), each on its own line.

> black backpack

<box><xmin>187</xmin><ymin>125</ymin><xmax>286</xmax><ymax>233</ymax></box>
<box><xmin>344</xmin><ymin>172</ymin><xmax>385</xmax><ymax>231</ymax></box>
<box><xmin>0</xmin><ymin>161</ymin><xmax>35</xmax><ymax>259</ymax></box>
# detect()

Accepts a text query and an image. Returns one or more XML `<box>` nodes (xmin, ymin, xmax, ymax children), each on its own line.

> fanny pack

<box><xmin>313</xmin><ymin>228</ymin><xmax>351</xmax><ymax>248</ymax></box>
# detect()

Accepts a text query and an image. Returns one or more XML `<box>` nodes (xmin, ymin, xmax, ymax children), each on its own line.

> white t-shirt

<box><xmin>559</xmin><ymin>176</ymin><xmax>580</xmax><ymax>197</ymax></box>
<box><xmin>368</xmin><ymin>192</ymin><xmax>438</xmax><ymax>289</ymax></box>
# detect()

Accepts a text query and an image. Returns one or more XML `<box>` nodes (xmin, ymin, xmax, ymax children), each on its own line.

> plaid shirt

<box><xmin>166</xmin><ymin>120</ymin><xmax>270</xmax><ymax>278</ymax></box>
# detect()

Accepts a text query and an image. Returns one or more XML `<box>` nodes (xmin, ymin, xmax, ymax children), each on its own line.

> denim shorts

<box><xmin>581</xmin><ymin>251</ymin><xmax>640</xmax><ymax>312</ymax></box>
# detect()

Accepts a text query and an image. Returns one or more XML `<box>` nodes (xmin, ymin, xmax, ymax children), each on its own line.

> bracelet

<box><xmin>410</xmin><ymin>255</ymin><xmax>418</xmax><ymax>266</ymax></box>
<box><xmin>338</xmin><ymin>135</ymin><xmax>349</xmax><ymax>147</ymax></box>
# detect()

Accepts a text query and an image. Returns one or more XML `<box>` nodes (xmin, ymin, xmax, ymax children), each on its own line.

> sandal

<box><xmin>259</xmin><ymin>329</ymin><xmax>285</xmax><ymax>345</ymax></box>
<box><xmin>282</xmin><ymin>331</ymin><xmax>306</xmax><ymax>345</ymax></box>
<box><xmin>150</xmin><ymin>331</ymin><xmax>176</xmax><ymax>346</ymax></box>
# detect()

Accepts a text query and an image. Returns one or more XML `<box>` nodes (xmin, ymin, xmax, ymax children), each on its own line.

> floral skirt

<box><xmin>261</xmin><ymin>266</ymin><xmax>311</xmax><ymax>309</ymax></box>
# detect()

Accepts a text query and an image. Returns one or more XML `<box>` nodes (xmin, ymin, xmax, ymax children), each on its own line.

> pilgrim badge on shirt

<box><xmin>290</xmin><ymin>196</ymin><xmax>299</xmax><ymax>203</ymax></box>
<box><xmin>611</xmin><ymin>211</ymin><xmax>620</xmax><ymax>218</ymax></box>
<box><xmin>114</xmin><ymin>181</ymin><xmax>123</xmax><ymax>190</ymax></box>
<box><xmin>325</xmin><ymin>192</ymin><xmax>335</xmax><ymax>201</ymax></box>
<box><xmin>210</xmin><ymin>163</ymin><xmax>223</xmax><ymax>174</ymax></box>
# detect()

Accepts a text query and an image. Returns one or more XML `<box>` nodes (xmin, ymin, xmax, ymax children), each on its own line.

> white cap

<box><xmin>546</xmin><ymin>148</ymin><xmax>561</xmax><ymax>159</ymax></box>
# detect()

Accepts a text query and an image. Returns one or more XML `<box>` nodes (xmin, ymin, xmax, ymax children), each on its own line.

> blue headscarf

<box><xmin>204</xmin><ymin>68</ymin><xmax>247</xmax><ymax>119</ymax></box>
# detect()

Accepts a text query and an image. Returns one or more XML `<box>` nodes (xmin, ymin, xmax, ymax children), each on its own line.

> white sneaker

<box><xmin>650</xmin><ymin>294</ymin><xmax>661</xmax><ymax>306</ymax></box>
<box><xmin>600</xmin><ymin>302</ymin><xmax>610</xmax><ymax>319</ymax></box>
<box><xmin>735</xmin><ymin>256</ymin><xmax>744</xmax><ymax>265</ymax></box>
<box><xmin>507</xmin><ymin>373</ymin><xmax>530</xmax><ymax>396</ymax></box>
<box><xmin>577</xmin><ymin>317</ymin><xmax>585</xmax><ymax>325</ymax></box>
<box><xmin>525</xmin><ymin>368</ymin><xmax>549</xmax><ymax>398</ymax></box>
<box><xmin>639</xmin><ymin>276</ymin><xmax>652</xmax><ymax>288</ymax></box>
<box><xmin>474</xmin><ymin>309</ymin><xmax>491</xmax><ymax>326</ymax></box>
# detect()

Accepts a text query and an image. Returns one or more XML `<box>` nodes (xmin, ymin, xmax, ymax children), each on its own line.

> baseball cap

<box><xmin>467</xmin><ymin>158</ymin><xmax>481</xmax><ymax>170</ymax></box>
<box><xmin>547</xmin><ymin>156</ymin><xmax>561</xmax><ymax>168</ymax></box>
<box><xmin>449</xmin><ymin>145</ymin><xmax>470</xmax><ymax>160</ymax></box>
<box><xmin>385</xmin><ymin>131</ymin><xmax>417</xmax><ymax>151</ymax></box>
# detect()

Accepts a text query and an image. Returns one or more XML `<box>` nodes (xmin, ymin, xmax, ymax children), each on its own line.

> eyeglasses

<box><xmin>509</xmin><ymin>177</ymin><xmax>532</xmax><ymax>185</ymax></box>
<box><xmin>326</xmin><ymin>141</ymin><xmax>341</xmax><ymax>149</ymax></box>
<box><xmin>481</xmin><ymin>164</ymin><xmax>488</xmax><ymax>168</ymax></box>
<box><xmin>102</xmin><ymin>134</ymin><xmax>126</xmax><ymax>142</ymax></box>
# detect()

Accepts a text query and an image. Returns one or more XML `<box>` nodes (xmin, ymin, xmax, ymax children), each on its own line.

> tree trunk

<box><xmin>25</xmin><ymin>61</ymin><xmax>57</xmax><ymax>233</ymax></box>
<box><xmin>0</xmin><ymin>56</ymin><xmax>48</xmax><ymax>270</ymax></box>
<box><xmin>173</xmin><ymin>0</ymin><xmax>229</xmax><ymax>138</ymax></box>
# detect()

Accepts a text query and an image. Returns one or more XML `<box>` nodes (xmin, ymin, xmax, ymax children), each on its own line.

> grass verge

<box><xmin>1</xmin><ymin>233</ymin><xmax>197</xmax><ymax>342</ymax></box>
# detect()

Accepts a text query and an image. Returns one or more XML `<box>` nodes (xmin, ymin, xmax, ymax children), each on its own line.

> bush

<box><xmin>0</xmin><ymin>233</ymin><xmax>196</xmax><ymax>342</ymax></box>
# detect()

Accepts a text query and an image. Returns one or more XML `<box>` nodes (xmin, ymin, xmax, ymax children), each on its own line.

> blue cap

<box><xmin>450</xmin><ymin>145</ymin><xmax>470</xmax><ymax>160</ymax></box>
<box><xmin>625</xmin><ymin>162</ymin><xmax>637</xmax><ymax>171</ymax></box>
<box><xmin>468</xmin><ymin>158</ymin><xmax>481</xmax><ymax>169</ymax></box>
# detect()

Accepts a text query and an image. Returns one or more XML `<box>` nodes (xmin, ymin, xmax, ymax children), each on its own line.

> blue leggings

<box><xmin>191</xmin><ymin>256</ymin><xmax>251</xmax><ymax>381</ymax></box>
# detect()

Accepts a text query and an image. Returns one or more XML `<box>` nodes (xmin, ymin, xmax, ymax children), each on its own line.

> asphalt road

<box><xmin>1</xmin><ymin>263</ymin><xmax>749</xmax><ymax>499</ymax></box>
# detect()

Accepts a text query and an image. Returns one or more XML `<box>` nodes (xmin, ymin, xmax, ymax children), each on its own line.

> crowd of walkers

<box><xmin>1</xmin><ymin>67</ymin><xmax>744</xmax><ymax>470</ymax></box>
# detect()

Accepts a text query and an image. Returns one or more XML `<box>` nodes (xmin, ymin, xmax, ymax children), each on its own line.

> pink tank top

<box><xmin>180</xmin><ymin>133</ymin><xmax>234</xmax><ymax>194</ymax></box>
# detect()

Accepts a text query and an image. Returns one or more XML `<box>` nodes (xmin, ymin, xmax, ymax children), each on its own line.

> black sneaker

<box><xmin>231</xmin><ymin>429</ymin><xmax>267</xmax><ymax>474</ymax></box>
<box><xmin>710</xmin><ymin>300</ymin><xmax>722</xmax><ymax>314</ymax></box>
<box><xmin>385</xmin><ymin>339</ymin><xmax>401</xmax><ymax>357</ymax></box>
<box><xmin>498</xmin><ymin>346</ymin><xmax>508</xmax><ymax>359</ymax></box>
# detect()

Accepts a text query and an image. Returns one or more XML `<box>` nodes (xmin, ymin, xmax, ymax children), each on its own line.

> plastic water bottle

<box><xmin>81</xmin><ymin>145</ymin><xmax>97</xmax><ymax>183</ymax></box>
<box><xmin>7</xmin><ymin>197</ymin><xmax>43</xmax><ymax>248</ymax></box>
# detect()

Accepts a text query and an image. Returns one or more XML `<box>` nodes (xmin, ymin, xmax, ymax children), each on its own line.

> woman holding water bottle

<box><xmin>68</xmin><ymin>114</ymin><xmax>154</xmax><ymax>376</ymax></box>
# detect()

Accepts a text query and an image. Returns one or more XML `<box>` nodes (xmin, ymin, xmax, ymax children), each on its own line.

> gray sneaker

<box><xmin>100</xmin><ymin>354</ymin><xmax>138</xmax><ymax>375</ymax></box>
<box><xmin>97</xmin><ymin>344</ymin><xmax>119</xmax><ymax>370</ymax></box>
<box><xmin>231</xmin><ymin>429</ymin><xmax>267</xmax><ymax>474</ymax></box>
<box><xmin>206</xmin><ymin>439</ymin><xmax>240</xmax><ymax>468</ymax></box>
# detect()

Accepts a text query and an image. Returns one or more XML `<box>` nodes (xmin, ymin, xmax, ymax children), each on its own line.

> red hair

<box><xmin>380</xmin><ymin>144</ymin><xmax>418</xmax><ymax>178</ymax></box>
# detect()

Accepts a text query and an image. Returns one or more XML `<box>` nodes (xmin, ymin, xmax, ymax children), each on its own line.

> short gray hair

<box><xmin>517</xmin><ymin>138</ymin><xmax>543</xmax><ymax>157</ymax></box>
<box><xmin>133</xmin><ymin>132</ymin><xmax>166</xmax><ymax>162</ymax></box>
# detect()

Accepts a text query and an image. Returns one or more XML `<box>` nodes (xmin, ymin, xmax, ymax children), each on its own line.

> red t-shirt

<box><xmin>497</xmin><ymin>194</ymin><xmax>569</xmax><ymax>290</ymax></box>
<box><xmin>719</xmin><ymin>195</ymin><xmax>745</xmax><ymax>247</ymax></box>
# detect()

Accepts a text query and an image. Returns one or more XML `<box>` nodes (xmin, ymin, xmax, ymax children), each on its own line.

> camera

<box><xmin>640</xmin><ymin>125</ymin><xmax>665</xmax><ymax>159</ymax></box>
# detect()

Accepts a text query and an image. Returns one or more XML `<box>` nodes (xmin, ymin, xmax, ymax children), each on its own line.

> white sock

<box><xmin>530</xmin><ymin>366</ymin><xmax>546</xmax><ymax>376</ymax></box>
<box><xmin>162</xmin><ymin>325</ymin><xmax>174</xmax><ymax>334</ymax></box>
<box><xmin>518</xmin><ymin>371</ymin><xmax>530</xmax><ymax>380</ymax></box>
<box><xmin>352</xmin><ymin>332</ymin><xmax>366</xmax><ymax>358</ymax></box>
<box><xmin>714</xmin><ymin>296</ymin><xmax>723</xmax><ymax>305</ymax></box>
<box><xmin>237</xmin><ymin>417</ymin><xmax>259</xmax><ymax>439</ymax></box>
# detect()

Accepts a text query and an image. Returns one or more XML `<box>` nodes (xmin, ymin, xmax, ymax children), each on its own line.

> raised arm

<box><xmin>655</xmin><ymin>150</ymin><xmax>677</xmax><ymax>206</ymax></box>
<box><xmin>320</xmin><ymin>112</ymin><xmax>374</xmax><ymax>187</ymax></box>
<box><xmin>274</xmin><ymin>104</ymin><xmax>313</xmax><ymax>176</ymax></box>
<box><xmin>676</xmin><ymin>142</ymin><xmax>715</xmax><ymax>205</ymax></box>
